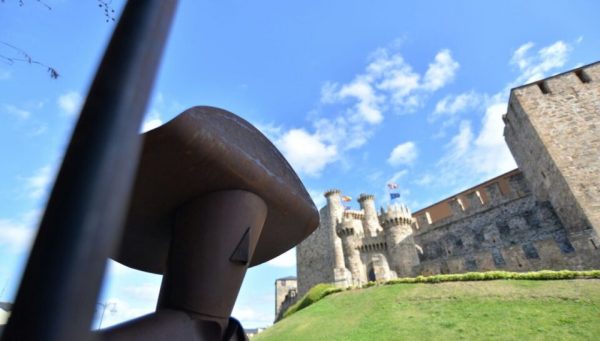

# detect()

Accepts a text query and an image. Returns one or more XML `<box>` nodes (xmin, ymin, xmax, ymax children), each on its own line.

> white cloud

<box><xmin>387</xmin><ymin>141</ymin><xmax>418</xmax><ymax>166</ymax></box>
<box><xmin>415</xmin><ymin>174</ymin><xmax>433</xmax><ymax>186</ymax></box>
<box><xmin>123</xmin><ymin>282</ymin><xmax>160</xmax><ymax>301</ymax></box>
<box><xmin>510</xmin><ymin>41</ymin><xmax>570</xmax><ymax>84</ymax></box>
<box><xmin>338</xmin><ymin>76</ymin><xmax>384</xmax><ymax>124</ymax></box>
<box><xmin>267</xmin><ymin>43</ymin><xmax>460</xmax><ymax>177</ymax></box>
<box><xmin>266</xmin><ymin>248</ymin><xmax>296</xmax><ymax>268</ymax></box>
<box><xmin>57</xmin><ymin>91</ymin><xmax>82</xmax><ymax>116</ymax></box>
<box><xmin>433</xmin><ymin>99</ymin><xmax>514</xmax><ymax>187</ymax></box>
<box><xmin>308</xmin><ymin>189</ymin><xmax>326</xmax><ymax>209</ymax></box>
<box><xmin>432</xmin><ymin>91</ymin><xmax>482</xmax><ymax>117</ymax></box>
<box><xmin>140</xmin><ymin>92</ymin><xmax>172</xmax><ymax>132</ymax></box>
<box><xmin>276</xmin><ymin>129</ymin><xmax>337</xmax><ymax>177</ymax></box>
<box><xmin>422</xmin><ymin>49</ymin><xmax>460</xmax><ymax>91</ymax></box>
<box><xmin>107</xmin><ymin>259</ymin><xmax>133</xmax><ymax>276</ymax></box>
<box><xmin>429</xmin><ymin>40</ymin><xmax>573</xmax><ymax>190</ymax></box>
<box><xmin>371</xmin><ymin>51</ymin><xmax>421</xmax><ymax>110</ymax></box>
<box><xmin>325</xmin><ymin>46</ymin><xmax>460</xmax><ymax>117</ymax></box>
<box><xmin>447</xmin><ymin>120</ymin><xmax>473</xmax><ymax>158</ymax></box>
<box><xmin>23</xmin><ymin>165</ymin><xmax>55</xmax><ymax>200</ymax></box>
<box><xmin>387</xmin><ymin>169</ymin><xmax>408</xmax><ymax>185</ymax></box>
<box><xmin>320</xmin><ymin>81</ymin><xmax>339</xmax><ymax>104</ymax></box>
<box><xmin>0</xmin><ymin>218</ymin><xmax>35</xmax><ymax>253</ymax></box>
<box><xmin>141</xmin><ymin>117</ymin><xmax>162</xmax><ymax>132</ymax></box>
<box><xmin>3</xmin><ymin>104</ymin><xmax>31</xmax><ymax>119</ymax></box>
<box><xmin>232</xmin><ymin>304</ymin><xmax>272</xmax><ymax>327</ymax></box>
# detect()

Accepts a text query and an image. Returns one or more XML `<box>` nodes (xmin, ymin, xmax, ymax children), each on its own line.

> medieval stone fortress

<box><xmin>274</xmin><ymin>62</ymin><xmax>600</xmax><ymax>320</ymax></box>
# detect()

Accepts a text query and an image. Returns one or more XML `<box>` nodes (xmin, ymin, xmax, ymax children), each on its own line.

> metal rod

<box><xmin>2</xmin><ymin>1</ymin><xmax>178</xmax><ymax>340</ymax></box>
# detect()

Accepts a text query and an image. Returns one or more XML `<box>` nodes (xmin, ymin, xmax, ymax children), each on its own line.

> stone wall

<box><xmin>296</xmin><ymin>205</ymin><xmax>335</xmax><ymax>295</ymax></box>
<box><xmin>275</xmin><ymin>276</ymin><xmax>298</xmax><ymax>320</ymax></box>
<box><xmin>412</xmin><ymin>172</ymin><xmax>600</xmax><ymax>275</ymax></box>
<box><xmin>504</xmin><ymin>62</ymin><xmax>600</xmax><ymax>235</ymax></box>
<box><xmin>274</xmin><ymin>277</ymin><xmax>297</xmax><ymax>321</ymax></box>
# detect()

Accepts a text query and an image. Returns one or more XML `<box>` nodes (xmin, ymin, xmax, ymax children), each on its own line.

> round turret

<box><xmin>381</xmin><ymin>203</ymin><xmax>413</xmax><ymax>229</ymax></box>
<box><xmin>324</xmin><ymin>189</ymin><xmax>341</xmax><ymax>197</ymax></box>
<box><xmin>358</xmin><ymin>193</ymin><xmax>381</xmax><ymax>236</ymax></box>
<box><xmin>335</xmin><ymin>211</ymin><xmax>365</xmax><ymax>284</ymax></box>
<box><xmin>322</xmin><ymin>189</ymin><xmax>345</xmax><ymax>270</ymax></box>
<box><xmin>381</xmin><ymin>202</ymin><xmax>419</xmax><ymax>277</ymax></box>
<box><xmin>357</xmin><ymin>193</ymin><xmax>375</xmax><ymax>203</ymax></box>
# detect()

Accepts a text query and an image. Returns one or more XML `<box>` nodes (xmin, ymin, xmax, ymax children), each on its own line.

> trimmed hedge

<box><xmin>383</xmin><ymin>269</ymin><xmax>600</xmax><ymax>285</ymax></box>
<box><xmin>279</xmin><ymin>270</ymin><xmax>600</xmax><ymax>320</ymax></box>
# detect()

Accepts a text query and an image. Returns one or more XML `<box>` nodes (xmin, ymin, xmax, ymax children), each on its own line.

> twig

<box><xmin>0</xmin><ymin>41</ymin><xmax>59</xmax><ymax>78</ymax></box>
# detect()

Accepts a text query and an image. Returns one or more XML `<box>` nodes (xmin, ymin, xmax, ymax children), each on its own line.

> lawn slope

<box><xmin>254</xmin><ymin>279</ymin><xmax>600</xmax><ymax>341</ymax></box>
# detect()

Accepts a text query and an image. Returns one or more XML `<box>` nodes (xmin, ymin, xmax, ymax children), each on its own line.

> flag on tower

<box><xmin>387</xmin><ymin>182</ymin><xmax>399</xmax><ymax>189</ymax></box>
<box><xmin>341</xmin><ymin>195</ymin><xmax>352</xmax><ymax>202</ymax></box>
<box><xmin>390</xmin><ymin>193</ymin><xmax>400</xmax><ymax>200</ymax></box>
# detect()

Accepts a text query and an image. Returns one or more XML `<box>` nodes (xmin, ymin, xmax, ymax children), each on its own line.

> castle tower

<box><xmin>296</xmin><ymin>189</ymin><xmax>346</xmax><ymax>294</ymax></box>
<box><xmin>324</xmin><ymin>189</ymin><xmax>347</xmax><ymax>271</ymax></box>
<box><xmin>381</xmin><ymin>203</ymin><xmax>420</xmax><ymax>277</ymax></box>
<box><xmin>358</xmin><ymin>194</ymin><xmax>382</xmax><ymax>236</ymax></box>
<box><xmin>337</xmin><ymin>211</ymin><xmax>366</xmax><ymax>285</ymax></box>
<box><xmin>504</xmin><ymin>62</ymin><xmax>600</xmax><ymax>235</ymax></box>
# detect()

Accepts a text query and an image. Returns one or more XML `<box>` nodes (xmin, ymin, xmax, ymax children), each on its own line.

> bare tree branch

<box><xmin>0</xmin><ymin>41</ymin><xmax>59</xmax><ymax>79</ymax></box>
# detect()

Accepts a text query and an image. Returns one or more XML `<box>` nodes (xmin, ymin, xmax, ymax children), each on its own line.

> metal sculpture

<box><xmin>1</xmin><ymin>1</ymin><xmax>318</xmax><ymax>340</ymax></box>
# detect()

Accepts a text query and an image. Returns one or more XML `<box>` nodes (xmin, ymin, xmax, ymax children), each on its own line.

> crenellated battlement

<box><xmin>380</xmin><ymin>203</ymin><xmax>413</xmax><ymax>228</ymax></box>
<box><xmin>343</xmin><ymin>210</ymin><xmax>365</xmax><ymax>220</ymax></box>
<box><xmin>509</xmin><ymin>61</ymin><xmax>600</xmax><ymax>99</ymax></box>
<box><xmin>412</xmin><ymin>169</ymin><xmax>526</xmax><ymax>234</ymax></box>
<box><xmin>356</xmin><ymin>234</ymin><xmax>387</xmax><ymax>253</ymax></box>
<box><xmin>324</xmin><ymin>189</ymin><xmax>341</xmax><ymax>197</ymax></box>
<box><xmin>357</xmin><ymin>193</ymin><xmax>375</xmax><ymax>202</ymax></box>
<box><xmin>293</xmin><ymin>62</ymin><xmax>600</xmax><ymax>305</ymax></box>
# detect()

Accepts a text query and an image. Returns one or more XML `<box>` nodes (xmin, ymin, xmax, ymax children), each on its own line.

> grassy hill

<box><xmin>254</xmin><ymin>279</ymin><xmax>600</xmax><ymax>340</ymax></box>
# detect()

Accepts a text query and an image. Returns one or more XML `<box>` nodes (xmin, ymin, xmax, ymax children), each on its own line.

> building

<box><xmin>275</xmin><ymin>61</ymin><xmax>600</xmax><ymax>318</ymax></box>
<box><xmin>274</xmin><ymin>276</ymin><xmax>297</xmax><ymax>321</ymax></box>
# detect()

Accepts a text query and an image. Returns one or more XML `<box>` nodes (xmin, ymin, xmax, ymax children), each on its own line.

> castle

<box><xmin>275</xmin><ymin>61</ymin><xmax>600</xmax><ymax>320</ymax></box>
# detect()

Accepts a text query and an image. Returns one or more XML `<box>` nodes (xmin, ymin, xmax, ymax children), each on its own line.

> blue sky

<box><xmin>1</xmin><ymin>0</ymin><xmax>599</xmax><ymax>329</ymax></box>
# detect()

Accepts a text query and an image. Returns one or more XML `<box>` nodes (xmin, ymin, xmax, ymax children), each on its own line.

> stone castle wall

<box><xmin>296</xmin><ymin>190</ymin><xmax>345</xmax><ymax>295</ymax></box>
<box><xmin>274</xmin><ymin>277</ymin><xmax>297</xmax><ymax>321</ymax></box>
<box><xmin>505</xmin><ymin>62</ymin><xmax>600</xmax><ymax>235</ymax></box>
<box><xmin>296</xmin><ymin>205</ymin><xmax>336</xmax><ymax>295</ymax></box>
<box><xmin>289</xmin><ymin>62</ymin><xmax>600</xmax><ymax>307</ymax></box>
<box><xmin>412</xmin><ymin>171</ymin><xmax>600</xmax><ymax>275</ymax></box>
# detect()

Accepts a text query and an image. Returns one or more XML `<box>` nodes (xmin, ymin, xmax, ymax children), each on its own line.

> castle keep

<box><xmin>276</xmin><ymin>62</ymin><xmax>600</xmax><ymax>317</ymax></box>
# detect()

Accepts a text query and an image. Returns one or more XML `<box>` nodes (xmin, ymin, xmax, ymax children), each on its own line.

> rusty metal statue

<box><xmin>1</xmin><ymin>1</ymin><xmax>318</xmax><ymax>340</ymax></box>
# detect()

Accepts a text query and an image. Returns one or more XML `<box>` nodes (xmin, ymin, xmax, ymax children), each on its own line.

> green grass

<box><xmin>255</xmin><ymin>279</ymin><xmax>600</xmax><ymax>341</ymax></box>
<box><xmin>282</xmin><ymin>283</ymin><xmax>343</xmax><ymax>319</ymax></box>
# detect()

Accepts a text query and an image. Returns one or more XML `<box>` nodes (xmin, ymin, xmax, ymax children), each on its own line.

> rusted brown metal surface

<box><xmin>1</xmin><ymin>1</ymin><xmax>178</xmax><ymax>340</ymax></box>
<box><xmin>2</xmin><ymin>0</ymin><xmax>318</xmax><ymax>339</ymax></box>
<box><xmin>102</xmin><ymin>107</ymin><xmax>319</xmax><ymax>339</ymax></box>
<box><xmin>114</xmin><ymin>106</ymin><xmax>319</xmax><ymax>274</ymax></box>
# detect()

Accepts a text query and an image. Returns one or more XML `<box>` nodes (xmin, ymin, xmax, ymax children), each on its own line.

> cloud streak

<box><xmin>266</xmin><ymin>45</ymin><xmax>458</xmax><ymax>177</ymax></box>
<box><xmin>57</xmin><ymin>91</ymin><xmax>82</xmax><ymax>116</ymax></box>
<box><xmin>427</xmin><ymin>40</ymin><xmax>574</xmax><ymax>190</ymax></box>
<box><xmin>387</xmin><ymin>142</ymin><xmax>418</xmax><ymax>166</ymax></box>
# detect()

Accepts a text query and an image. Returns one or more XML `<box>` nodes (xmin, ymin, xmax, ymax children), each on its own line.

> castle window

<box><xmin>537</xmin><ymin>81</ymin><xmax>551</xmax><ymax>94</ymax></box>
<box><xmin>575</xmin><ymin>69</ymin><xmax>592</xmax><ymax>83</ymax></box>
